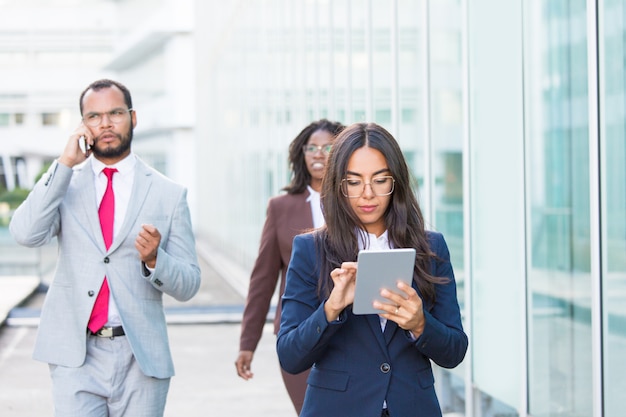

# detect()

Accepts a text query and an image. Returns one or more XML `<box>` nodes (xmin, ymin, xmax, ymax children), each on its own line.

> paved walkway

<box><xmin>0</xmin><ymin>276</ymin><xmax>40</xmax><ymax>327</ymax></box>
<box><xmin>0</xmin><ymin>240</ymin><xmax>296</xmax><ymax>417</ymax></box>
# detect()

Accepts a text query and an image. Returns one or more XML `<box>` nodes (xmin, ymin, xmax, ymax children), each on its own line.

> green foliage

<box><xmin>0</xmin><ymin>187</ymin><xmax>30</xmax><ymax>209</ymax></box>
<box><xmin>35</xmin><ymin>161</ymin><xmax>53</xmax><ymax>183</ymax></box>
<box><xmin>0</xmin><ymin>161</ymin><xmax>51</xmax><ymax>225</ymax></box>
<box><xmin>0</xmin><ymin>187</ymin><xmax>29</xmax><ymax>226</ymax></box>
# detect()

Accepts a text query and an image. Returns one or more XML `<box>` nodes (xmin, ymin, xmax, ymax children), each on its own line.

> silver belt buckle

<box><xmin>98</xmin><ymin>327</ymin><xmax>113</xmax><ymax>337</ymax></box>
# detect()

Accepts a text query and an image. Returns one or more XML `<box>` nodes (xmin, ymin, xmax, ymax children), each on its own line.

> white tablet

<box><xmin>352</xmin><ymin>248</ymin><xmax>416</xmax><ymax>315</ymax></box>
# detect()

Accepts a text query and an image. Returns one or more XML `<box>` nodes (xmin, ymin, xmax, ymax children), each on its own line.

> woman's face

<box><xmin>304</xmin><ymin>129</ymin><xmax>335</xmax><ymax>191</ymax></box>
<box><xmin>344</xmin><ymin>146</ymin><xmax>392</xmax><ymax>237</ymax></box>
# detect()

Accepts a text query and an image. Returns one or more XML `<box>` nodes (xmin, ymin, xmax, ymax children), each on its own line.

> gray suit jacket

<box><xmin>9</xmin><ymin>156</ymin><xmax>201</xmax><ymax>379</ymax></box>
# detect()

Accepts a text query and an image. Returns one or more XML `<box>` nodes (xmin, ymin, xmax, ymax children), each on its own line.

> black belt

<box><xmin>89</xmin><ymin>326</ymin><xmax>125</xmax><ymax>338</ymax></box>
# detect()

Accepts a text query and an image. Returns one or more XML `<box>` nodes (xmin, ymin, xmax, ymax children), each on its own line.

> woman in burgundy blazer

<box><xmin>235</xmin><ymin>119</ymin><xmax>344</xmax><ymax>413</ymax></box>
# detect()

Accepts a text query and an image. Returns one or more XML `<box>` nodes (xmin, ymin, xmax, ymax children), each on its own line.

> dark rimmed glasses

<box><xmin>83</xmin><ymin>108</ymin><xmax>133</xmax><ymax>127</ymax></box>
<box><xmin>341</xmin><ymin>176</ymin><xmax>395</xmax><ymax>198</ymax></box>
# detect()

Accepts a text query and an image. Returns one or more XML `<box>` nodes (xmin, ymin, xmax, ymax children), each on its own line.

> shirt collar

<box><xmin>357</xmin><ymin>229</ymin><xmax>390</xmax><ymax>251</ymax></box>
<box><xmin>305</xmin><ymin>185</ymin><xmax>320</xmax><ymax>202</ymax></box>
<box><xmin>91</xmin><ymin>153</ymin><xmax>136</xmax><ymax>177</ymax></box>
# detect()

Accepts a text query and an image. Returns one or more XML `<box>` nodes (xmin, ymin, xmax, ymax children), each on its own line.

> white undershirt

<box><xmin>91</xmin><ymin>154</ymin><xmax>136</xmax><ymax>327</ymax></box>
<box><xmin>306</xmin><ymin>185</ymin><xmax>325</xmax><ymax>228</ymax></box>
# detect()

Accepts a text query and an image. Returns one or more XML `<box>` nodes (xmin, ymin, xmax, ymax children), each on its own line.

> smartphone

<box><xmin>79</xmin><ymin>135</ymin><xmax>91</xmax><ymax>156</ymax></box>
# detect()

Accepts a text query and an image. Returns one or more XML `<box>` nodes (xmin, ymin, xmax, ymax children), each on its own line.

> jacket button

<box><xmin>88</xmin><ymin>290</ymin><xmax>95</xmax><ymax>297</ymax></box>
<box><xmin>104</xmin><ymin>257</ymin><xmax>109</xmax><ymax>263</ymax></box>
<box><xmin>380</xmin><ymin>363</ymin><xmax>391</xmax><ymax>373</ymax></box>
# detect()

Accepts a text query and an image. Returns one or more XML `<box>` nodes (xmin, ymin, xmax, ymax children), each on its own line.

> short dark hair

<box><xmin>79</xmin><ymin>79</ymin><xmax>133</xmax><ymax>115</ymax></box>
<box><xmin>283</xmin><ymin>119</ymin><xmax>345</xmax><ymax>194</ymax></box>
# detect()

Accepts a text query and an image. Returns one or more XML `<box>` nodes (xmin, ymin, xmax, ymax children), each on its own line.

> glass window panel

<box><xmin>397</xmin><ymin>0</ymin><xmax>422</xmax><ymax>187</ymax></box>
<box><xmin>430</xmin><ymin>0</ymin><xmax>464</xmax><ymax>328</ymax></box>
<box><xmin>332</xmin><ymin>0</ymin><xmax>350</xmax><ymax>123</ymax></box>
<box><xmin>428</xmin><ymin>0</ymin><xmax>466</xmax><ymax>413</ymax></box>
<box><xmin>371</xmin><ymin>0</ymin><xmax>392</xmax><ymax>127</ymax></box>
<box><xmin>430</xmin><ymin>30</ymin><xmax>461</xmax><ymax>65</ymax></box>
<box><xmin>348</xmin><ymin>1</ymin><xmax>368</xmax><ymax>121</ymax></box>
<box><xmin>525</xmin><ymin>0</ymin><xmax>593</xmax><ymax>415</ymax></box>
<box><xmin>600</xmin><ymin>1</ymin><xmax>626</xmax><ymax>416</ymax></box>
<box><xmin>469</xmin><ymin>0</ymin><xmax>525</xmax><ymax>412</ymax></box>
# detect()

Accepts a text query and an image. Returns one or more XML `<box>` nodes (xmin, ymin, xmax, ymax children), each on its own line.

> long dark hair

<box><xmin>283</xmin><ymin>119</ymin><xmax>345</xmax><ymax>194</ymax></box>
<box><xmin>314</xmin><ymin>122</ymin><xmax>447</xmax><ymax>305</ymax></box>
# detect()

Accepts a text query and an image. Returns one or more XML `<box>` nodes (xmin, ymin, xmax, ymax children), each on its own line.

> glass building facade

<box><xmin>194</xmin><ymin>1</ymin><xmax>625</xmax><ymax>416</ymax></box>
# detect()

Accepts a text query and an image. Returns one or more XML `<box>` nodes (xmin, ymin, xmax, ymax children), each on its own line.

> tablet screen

<box><xmin>352</xmin><ymin>248</ymin><xmax>416</xmax><ymax>315</ymax></box>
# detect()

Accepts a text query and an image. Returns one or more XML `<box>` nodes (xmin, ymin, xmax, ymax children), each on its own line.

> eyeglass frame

<box><xmin>302</xmin><ymin>143</ymin><xmax>333</xmax><ymax>155</ymax></box>
<box><xmin>340</xmin><ymin>175</ymin><xmax>396</xmax><ymax>198</ymax></box>
<box><xmin>82</xmin><ymin>108</ymin><xmax>134</xmax><ymax>127</ymax></box>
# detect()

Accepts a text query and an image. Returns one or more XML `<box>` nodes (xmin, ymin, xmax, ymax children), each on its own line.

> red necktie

<box><xmin>88</xmin><ymin>167</ymin><xmax>117</xmax><ymax>333</ymax></box>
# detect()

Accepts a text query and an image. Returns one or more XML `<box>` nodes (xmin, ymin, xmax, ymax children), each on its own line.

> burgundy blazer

<box><xmin>239</xmin><ymin>190</ymin><xmax>314</xmax><ymax>352</ymax></box>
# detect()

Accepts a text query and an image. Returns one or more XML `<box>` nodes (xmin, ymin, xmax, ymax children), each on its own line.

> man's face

<box><xmin>81</xmin><ymin>86</ymin><xmax>136</xmax><ymax>164</ymax></box>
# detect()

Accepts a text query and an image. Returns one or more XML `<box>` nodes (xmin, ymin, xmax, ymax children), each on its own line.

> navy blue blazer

<box><xmin>277</xmin><ymin>231</ymin><xmax>468</xmax><ymax>417</ymax></box>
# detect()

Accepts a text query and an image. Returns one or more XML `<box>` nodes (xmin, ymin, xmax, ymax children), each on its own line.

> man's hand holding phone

<box><xmin>78</xmin><ymin>135</ymin><xmax>91</xmax><ymax>156</ymax></box>
<box><xmin>58</xmin><ymin>123</ymin><xmax>93</xmax><ymax>168</ymax></box>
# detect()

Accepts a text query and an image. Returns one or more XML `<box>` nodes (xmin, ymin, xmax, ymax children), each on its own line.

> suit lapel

<box><xmin>277</xmin><ymin>192</ymin><xmax>314</xmax><ymax>262</ymax></box>
<box><xmin>365</xmin><ymin>315</ymin><xmax>389</xmax><ymax>353</ymax></box>
<box><xmin>108</xmin><ymin>158</ymin><xmax>153</xmax><ymax>253</ymax></box>
<box><xmin>290</xmin><ymin>190</ymin><xmax>314</xmax><ymax>231</ymax></box>
<box><xmin>364</xmin><ymin>313</ymin><xmax>400</xmax><ymax>354</ymax></box>
<box><xmin>299</xmin><ymin>189</ymin><xmax>314</xmax><ymax>229</ymax></box>
<box><xmin>383</xmin><ymin>319</ymin><xmax>398</xmax><ymax>344</ymax></box>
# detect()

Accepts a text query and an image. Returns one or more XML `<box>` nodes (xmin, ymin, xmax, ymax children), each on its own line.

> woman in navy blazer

<box><xmin>277</xmin><ymin>122</ymin><xmax>468</xmax><ymax>417</ymax></box>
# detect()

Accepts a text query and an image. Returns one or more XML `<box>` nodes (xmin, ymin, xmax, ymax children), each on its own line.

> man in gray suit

<box><xmin>10</xmin><ymin>79</ymin><xmax>201</xmax><ymax>416</ymax></box>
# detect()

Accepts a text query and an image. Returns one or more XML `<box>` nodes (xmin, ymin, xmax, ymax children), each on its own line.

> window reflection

<box><xmin>600</xmin><ymin>1</ymin><xmax>626</xmax><ymax>416</ymax></box>
<box><xmin>526</xmin><ymin>0</ymin><xmax>592</xmax><ymax>415</ymax></box>
<box><xmin>429</xmin><ymin>0</ymin><xmax>466</xmax><ymax>414</ymax></box>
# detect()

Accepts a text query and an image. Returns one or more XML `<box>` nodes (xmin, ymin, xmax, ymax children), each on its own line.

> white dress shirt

<box><xmin>91</xmin><ymin>154</ymin><xmax>136</xmax><ymax>327</ymax></box>
<box><xmin>306</xmin><ymin>185</ymin><xmax>325</xmax><ymax>228</ymax></box>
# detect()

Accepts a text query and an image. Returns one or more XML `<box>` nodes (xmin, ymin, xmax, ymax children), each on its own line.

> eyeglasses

<box><xmin>303</xmin><ymin>143</ymin><xmax>333</xmax><ymax>155</ymax></box>
<box><xmin>341</xmin><ymin>176</ymin><xmax>395</xmax><ymax>198</ymax></box>
<box><xmin>82</xmin><ymin>108</ymin><xmax>133</xmax><ymax>127</ymax></box>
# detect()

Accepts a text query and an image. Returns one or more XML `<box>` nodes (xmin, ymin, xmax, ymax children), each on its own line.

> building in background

<box><xmin>0</xmin><ymin>0</ymin><xmax>196</xmax><ymax>221</ymax></box>
<box><xmin>0</xmin><ymin>0</ymin><xmax>115</xmax><ymax>192</ymax></box>
<box><xmin>104</xmin><ymin>0</ymin><xmax>197</xmax><ymax>217</ymax></box>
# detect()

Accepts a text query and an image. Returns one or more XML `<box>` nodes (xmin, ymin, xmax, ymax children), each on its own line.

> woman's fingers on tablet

<box><xmin>396</xmin><ymin>280</ymin><xmax>417</xmax><ymax>295</ymax></box>
<box><xmin>340</xmin><ymin>261</ymin><xmax>357</xmax><ymax>273</ymax></box>
<box><xmin>378</xmin><ymin>285</ymin><xmax>424</xmax><ymax>326</ymax></box>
